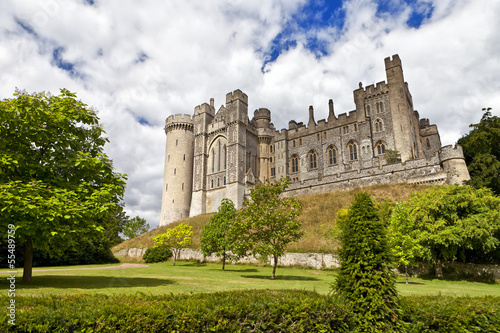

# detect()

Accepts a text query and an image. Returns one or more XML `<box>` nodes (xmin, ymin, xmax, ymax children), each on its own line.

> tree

<box><xmin>153</xmin><ymin>223</ymin><xmax>193</xmax><ymax>266</ymax></box>
<box><xmin>200</xmin><ymin>198</ymin><xmax>236</xmax><ymax>271</ymax></box>
<box><xmin>388</xmin><ymin>202</ymin><xmax>423</xmax><ymax>283</ymax></box>
<box><xmin>458</xmin><ymin>107</ymin><xmax>500</xmax><ymax>195</ymax></box>
<box><xmin>233</xmin><ymin>178</ymin><xmax>303</xmax><ymax>279</ymax></box>
<box><xmin>123</xmin><ymin>216</ymin><xmax>150</xmax><ymax>240</ymax></box>
<box><xmin>334</xmin><ymin>192</ymin><xmax>401</xmax><ymax>332</ymax></box>
<box><xmin>390</xmin><ymin>185</ymin><xmax>500</xmax><ymax>275</ymax></box>
<box><xmin>0</xmin><ymin>89</ymin><xmax>126</xmax><ymax>284</ymax></box>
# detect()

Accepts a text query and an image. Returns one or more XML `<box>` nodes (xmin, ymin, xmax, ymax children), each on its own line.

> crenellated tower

<box><xmin>159</xmin><ymin>114</ymin><xmax>194</xmax><ymax>226</ymax></box>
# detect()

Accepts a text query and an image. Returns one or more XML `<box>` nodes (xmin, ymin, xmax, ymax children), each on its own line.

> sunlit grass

<box><xmin>1</xmin><ymin>261</ymin><xmax>498</xmax><ymax>298</ymax></box>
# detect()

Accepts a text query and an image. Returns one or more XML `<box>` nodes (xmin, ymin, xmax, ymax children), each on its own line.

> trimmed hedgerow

<box><xmin>1</xmin><ymin>292</ymin><xmax>499</xmax><ymax>332</ymax></box>
<box><xmin>142</xmin><ymin>245</ymin><xmax>172</xmax><ymax>263</ymax></box>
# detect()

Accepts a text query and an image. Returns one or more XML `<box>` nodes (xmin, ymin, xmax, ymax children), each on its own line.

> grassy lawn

<box><xmin>1</xmin><ymin>261</ymin><xmax>498</xmax><ymax>298</ymax></box>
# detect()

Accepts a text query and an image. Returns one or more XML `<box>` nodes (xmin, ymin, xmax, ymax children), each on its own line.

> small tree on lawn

<box><xmin>388</xmin><ymin>202</ymin><xmax>423</xmax><ymax>284</ymax></box>
<box><xmin>200</xmin><ymin>198</ymin><xmax>236</xmax><ymax>271</ymax></box>
<box><xmin>123</xmin><ymin>216</ymin><xmax>150</xmax><ymax>240</ymax></box>
<box><xmin>334</xmin><ymin>192</ymin><xmax>402</xmax><ymax>332</ymax></box>
<box><xmin>233</xmin><ymin>178</ymin><xmax>303</xmax><ymax>279</ymax></box>
<box><xmin>153</xmin><ymin>223</ymin><xmax>192</xmax><ymax>266</ymax></box>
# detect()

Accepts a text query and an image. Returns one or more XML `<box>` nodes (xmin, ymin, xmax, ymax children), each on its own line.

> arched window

<box><xmin>348</xmin><ymin>141</ymin><xmax>358</xmax><ymax>161</ymax></box>
<box><xmin>218</xmin><ymin>141</ymin><xmax>221</xmax><ymax>171</ymax></box>
<box><xmin>211</xmin><ymin>149</ymin><xmax>215</xmax><ymax>173</ymax></box>
<box><xmin>374</xmin><ymin>119</ymin><xmax>383</xmax><ymax>132</ymax></box>
<box><xmin>366</xmin><ymin>105</ymin><xmax>371</xmax><ymax>116</ymax></box>
<box><xmin>376</xmin><ymin>141</ymin><xmax>386</xmax><ymax>155</ymax></box>
<box><xmin>290</xmin><ymin>155</ymin><xmax>299</xmax><ymax>173</ymax></box>
<box><xmin>426</xmin><ymin>138</ymin><xmax>431</xmax><ymax>149</ymax></box>
<box><xmin>223</xmin><ymin>145</ymin><xmax>227</xmax><ymax>169</ymax></box>
<box><xmin>308</xmin><ymin>151</ymin><xmax>317</xmax><ymax>169</ymax></box>
<box><xmin>379</xmin><ymin>102</ymin><xmax>384</xmax><ymax>113</ymax></box>
<box><xmin>376</xmin><ymin>103</ymin><xmax>380</xmax><ymax>113</ymax></box>
<box><xmin>327</xmin><ymin>146</ymin><xmax>337</xmax><ymax>165</ymax></box>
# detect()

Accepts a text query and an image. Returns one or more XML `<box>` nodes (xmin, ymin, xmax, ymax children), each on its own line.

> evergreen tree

<box><xmin>335</xmin><ymin>192</ymin><xmax>402</xmax><ymax>332</ymax></box>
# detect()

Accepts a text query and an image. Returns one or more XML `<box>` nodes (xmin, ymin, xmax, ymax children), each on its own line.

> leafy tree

<box><xmin>0</xmin><ymin>89</ymin><xmax>126</xmax><ymax>284</ymax></box>
<box><xmin>334</xmin><ymin>192</ymin><xmax>402</xmax><ymax>332</ymax></box>
<box><xmin>233</xmin><ymin>178</ymin><xmax>303</xmax><ymax>279</ymax></box>
<box><xmin>123</xmin><ymin>216</ymin><xmax>150</xmax><ymax>240</ymax></box>
<box><xmin>458</xmin><ymin>107</ymin><xmax>500</xmax><ymax>195</ymax></box>
<box><xmin>200</xmin><ymin>198</ymin><xmax>236</xmax><ymax>271</ymax></box>
<box><xmin>390</xmin><ymin>185</ymin><xmax>500</xmax><ymax>275</ymax></box>
<box><xmin>388</xmin><ymin>202</ymin><xmax>423</xmax><ymax>283</ymax></box>
<box><xmin>384</xmin><ymin>149</ymin><xmax>401</xmax><ymax>164</ymax></box>
<box><xmin>153</xmin><ymin>223</ymin><xmax>193</xmax><ymax>266</ymax></box>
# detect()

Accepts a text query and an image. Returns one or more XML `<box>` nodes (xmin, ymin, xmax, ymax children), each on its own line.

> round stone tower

<box><xmin>439</xmin><ymin>144</ymin><xmax>471</xmax><ymax>185</ymax></box>
<box><xmin>159</xmin><ymin>114</ymin><xmax>194</xmax><ymax>226</ymax></box>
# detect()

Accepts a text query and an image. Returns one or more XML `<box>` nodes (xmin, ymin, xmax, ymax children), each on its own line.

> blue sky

<box><xmin>1</xmin><ymin>0</ymin><xmax>499</xmax><ymax>228</ymax></box>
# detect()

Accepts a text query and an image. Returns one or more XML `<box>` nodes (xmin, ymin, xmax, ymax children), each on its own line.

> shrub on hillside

<box><xmin>143</xmin><ymin>245</ymin><xmax>172</xmax><ymax>263</ymax></box>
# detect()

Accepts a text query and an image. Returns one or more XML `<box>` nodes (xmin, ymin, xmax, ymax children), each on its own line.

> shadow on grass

<box><xmin>217</xmin><ymin>268</ymin><xmax>259</xmax><ymax>273</ymax></box>
<box><xmin>417</xmin><ymin>274</ymin><xmax>497</xmax><ymax>284</ymax></box>
<box><xmin>175</xmin><ymin>262</ymin><xmax>207</xmax><ymax>267</ymax></box>
<box><xmin>9</xmin><ymin>276</ymin><xmax>174</xmax><ymax>289</ymax></box>
<box><xmin>241</xmin><ymin>275</ymin><xmax>321</xmax><ymax>281</ymax></box>
<box><xmin>396</xmin><ymin>281</ymin><xmax>425</xmax><ymax>285</ymax></box>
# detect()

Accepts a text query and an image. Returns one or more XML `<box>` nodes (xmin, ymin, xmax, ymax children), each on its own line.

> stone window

<box><xmin>308</xmin><ymin>150</ymin><xmax>318</xmax><ymax>169</ymax></box>
<box><xmin>271</xmin><ymin>167</ymin><xmax>275</xmax><ymax>177</ymax></box>
<box><xmin>299</xmin><ymin>138</ymin><xmax>303</xmax><ymax>145</ymax></box>
<box><xmin>211</xmin><ymin>148</ymin><xmax>215</xmax><ymax>173</ymax></box>
<box><xmin>182</xmin><ymin>183</ymin><xmax>184</xmax><ymax>191</ymax></box>
<box><xmin>176</xmin><ymin>139</ymin><xmax>178</xmax><ymax>146</ymax></box>
<box><xmin>270</xmin><ymin>157</ymin><xmax>273</xmax><ymax>163</ymax></box>
<box><xmin>348</xmin><ymin>141</ymin><xmax>358</xmax><ymax>161</ymax></box>
<box><xmin>374</xmin><ymin>119</ymin><xmax>383</xmax><ymax>132</ymax></box>
<box><xmin>211</xmin><ymin>179</ymin><xmax>214</xmax><ymax>188</ymax></box>
<box><xmin>168</xmin><ymin>155</ymin><xmax>170</xmax><ymax>162</ymax></box>
<box><xmin>293</xmin><ymin>140</ymin><xmax>296</xmax><ymax>148</ymax></box>
<box><xmin>317</xmin><ymin>133</ymin><xmax>320</xmax><ymax>141</ymax></box>
<box><xmin>354</xmin><ymin>123</ymin><xmax>358</xmax><ymax>132</ymax></box>
<box><xmin>224</xmin><ymin>177</ymin><xmax>226</xmax><ymax>185</ymax></box>
<box><xmin>426</xmin><ymin>138</ymin><xmax>431</xmax><ymax>149</ymax></box>
<box><xmin>174</xmin><ymin>168</ymin><xmax>176</xmax><ymax>175</ymax></box>
<box><xmin>327</xmin><ymin>146</ymin><xmax>337</xmax><ymax>165</ymax></box>
<box><xmin>343</xmin><ymin>126</ymin><xmax>349</xmax><ymax>134</ymax></box>
<box><xmin>224</xmin><ymin>145</ymin><xmax>227</xmax><ymax>169</ymax></box>
<box><xmin>218</xmin><ymin>141</ymin><xmax>221</xmax><ymax>171</ymax></box>
<box><xmin>366</xmin><ymin>105</ymin><xmax>371</xmax><ymax>116</ymax></box>
<box><xmin>166</xmin><ymin>184</ymin><xmax>168</xmax><ymax>191</ymax></box>
<box><xmin>376</xmin><ymin>141</ymin><xmax>386</xmax><ymax>155</ymax></box>
<box><xmin>290</xmin><ymin>155</ymin><xmax>299</xmax><ymax>173</ymax></box>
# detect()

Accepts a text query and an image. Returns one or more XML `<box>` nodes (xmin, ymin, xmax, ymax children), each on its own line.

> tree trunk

<box><xmin>222</xmin><ymin>252</ymin><xmax>226</xmax><ymax>271</ymax></box>
<box><xmin>271</xmin><ymin>254</ymin><xmax>278</xmax><ymax>280</ymax></box>
<box><xmin>22</xmin><ymin>237</ymin><xmax>33</xmax><ymax>284</ymax></box>
<box><xmin>405</xmin><ymin>265</ymin><xmax>408</xmax><ymax>284</ymax></box>
<box><xmin>173</xmin><ymin>249</ymin><xmax>177</xmax><ymax>266</ymax></box>
<box><xmin>435</xmin><ymin>260</ymin><xmax>443</xmax><ymax>278</ymax></box>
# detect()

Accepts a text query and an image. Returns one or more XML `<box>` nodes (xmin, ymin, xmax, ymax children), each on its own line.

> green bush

<box><xmin>1</xmin><ymin>292</ymin><xmax>499</xmax><ymax>332</ymax></box>
<box><xmin>142</xmin><ymin>245</ymin><xmax>172</xmax><ymax>263</ymax></box>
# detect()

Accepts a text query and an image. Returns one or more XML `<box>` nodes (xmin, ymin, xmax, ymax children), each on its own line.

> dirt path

<box><xmin>0</xmin><ymin>263</ymin><xmax>148</xmax><ymax>273</ymax></box>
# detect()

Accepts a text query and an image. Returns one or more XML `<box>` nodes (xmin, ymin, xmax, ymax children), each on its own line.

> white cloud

<box><xmin>1</xmin><ymin>0</ymin><xmax>498</xmax><ymax>228</ymax></box>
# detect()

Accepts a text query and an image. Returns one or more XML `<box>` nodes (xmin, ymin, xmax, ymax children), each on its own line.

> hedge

<box><xmin>1</xmin><ymin>291</ymin><xmax>499</xmax><ymax>332</ymax></box>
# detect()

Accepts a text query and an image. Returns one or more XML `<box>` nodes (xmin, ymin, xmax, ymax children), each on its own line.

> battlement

<box><xmin>364</xmin><ymin>81</ymin><xmax>389</xmax><ymax>96</ymax></box>
<box><xmin>439</xmin><ymin>144</ymin><xmax>465</xmax><ymax>162</ymax></box>
<box><xmin>194</xmin><ymin>102</ymin><xmax>215</xmax><ymax>116</ymax></box>
<box><xmin>254</xmin><ymin>108</ymin><xmax>271</xmax><ymax>120</ymax></box>
<box><xmin>165</xmin><ymin>113</ymin><xmax>193</xmax><ymax>125</ymax></box>
<box><xmin>226</xmin><ymin>89</ymin><xmax>248</xmax><ymax>104</ymax></box>
<box><xmin>384</xmin><ymin>54</ymin><xmax>401</xmax><ymax>69</ymax></box>
<box><xmin>165</xmin><ymin>114</ymin><xmax>194</xmax><ymax>133</ymax></box>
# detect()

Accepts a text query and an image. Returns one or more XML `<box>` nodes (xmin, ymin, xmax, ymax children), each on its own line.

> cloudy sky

<box><xmin>1</xmin><ymin>0</ymin><xmax>499</xmax><ymax>229</ymax></box>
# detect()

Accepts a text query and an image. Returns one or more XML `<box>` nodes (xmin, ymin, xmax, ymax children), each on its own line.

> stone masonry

<box><xmin>159</xmin><ymin>54</ymin><xmax>470</xmax><ymax>226</ymax></box>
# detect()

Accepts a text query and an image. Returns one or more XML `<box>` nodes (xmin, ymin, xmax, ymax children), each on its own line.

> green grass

<box><xmin>1</xmin><ymin>261</ymin><xmax>498</xmax><ymax>298</ymax></box>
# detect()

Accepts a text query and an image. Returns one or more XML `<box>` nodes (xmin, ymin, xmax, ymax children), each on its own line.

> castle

<box><xmin>159</xmin><ymin>54</ymin><xmax>470</xmax><ymax>226</ymax></box>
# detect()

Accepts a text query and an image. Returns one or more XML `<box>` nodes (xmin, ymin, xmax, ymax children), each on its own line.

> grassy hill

<box><xmin>112</xmin><ymin>183</ymin><xmax>432</xmax><ymax>254</ymax></box>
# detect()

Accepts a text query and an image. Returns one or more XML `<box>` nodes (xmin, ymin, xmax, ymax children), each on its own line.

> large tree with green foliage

<box><xmin>233</xmin><ymin>178</ymin><xmax>303</xmax><ymax>279</ymax></box>
<box><xmin>388</xmin><ymin>202</ymin><xmax>423</xmax><ymax>284</ymax></box>
<box><xmin>200</xmin><ymin>198</ymin><xmax>236</xmax><ymax>271</ymax></box>
<box><xmin>389</xmin><ymin>185</ymin><xmax>500</xmax><ymax>274</ymax></box>
<box><xmin>458</xmin><ymin>107</ymin><xmax>500</xmax><ymax>195</ymax></box>
<box><xmin>153</xmin><ymin>223</ymin><xmax>193</xmax><ymax>266</ymax></box>
<box><xmin>123</xmin><ymin>216</ymin><xmax>150</xmax><ymax>240</ymax></box>
<box><xmin>335</xmin><ymin>192</ymin><xmax>402</xmax><ymax>332</ymax></box>
<box><xmin>0</xmin><ymin>89</ymin><xmax>126</xmax><ymax>284</ymax></box>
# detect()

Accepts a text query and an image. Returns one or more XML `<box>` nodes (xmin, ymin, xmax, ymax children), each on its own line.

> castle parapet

<box><xmin>165</xmin><ymin>114</ymin><xmax>194</xmax><ymax>133</ymax></box>
<box><xmin>226</xmin><ymin>89</ymin><xmax>248</xmax><ymax>104</ymax></box>
<box><xmin>439</xmin><ymin>144</ymin><xmax>465</xmax><ymax>162</ymax></box>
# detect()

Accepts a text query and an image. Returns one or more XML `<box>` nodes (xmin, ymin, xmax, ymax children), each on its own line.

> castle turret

<box><xmin>439</xmin><ymin>145</ymin><xmax>471</xmax><ymax>185</ymax></box>
<box><xmin>160</xmin><ymin>114</ymin><xmax>194</xmax><ymax>226</ymax></box>
<box><xmin>385</xmin><ymin>54</ymin><xmax>420</xmax><ymax>161</ymax></box>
